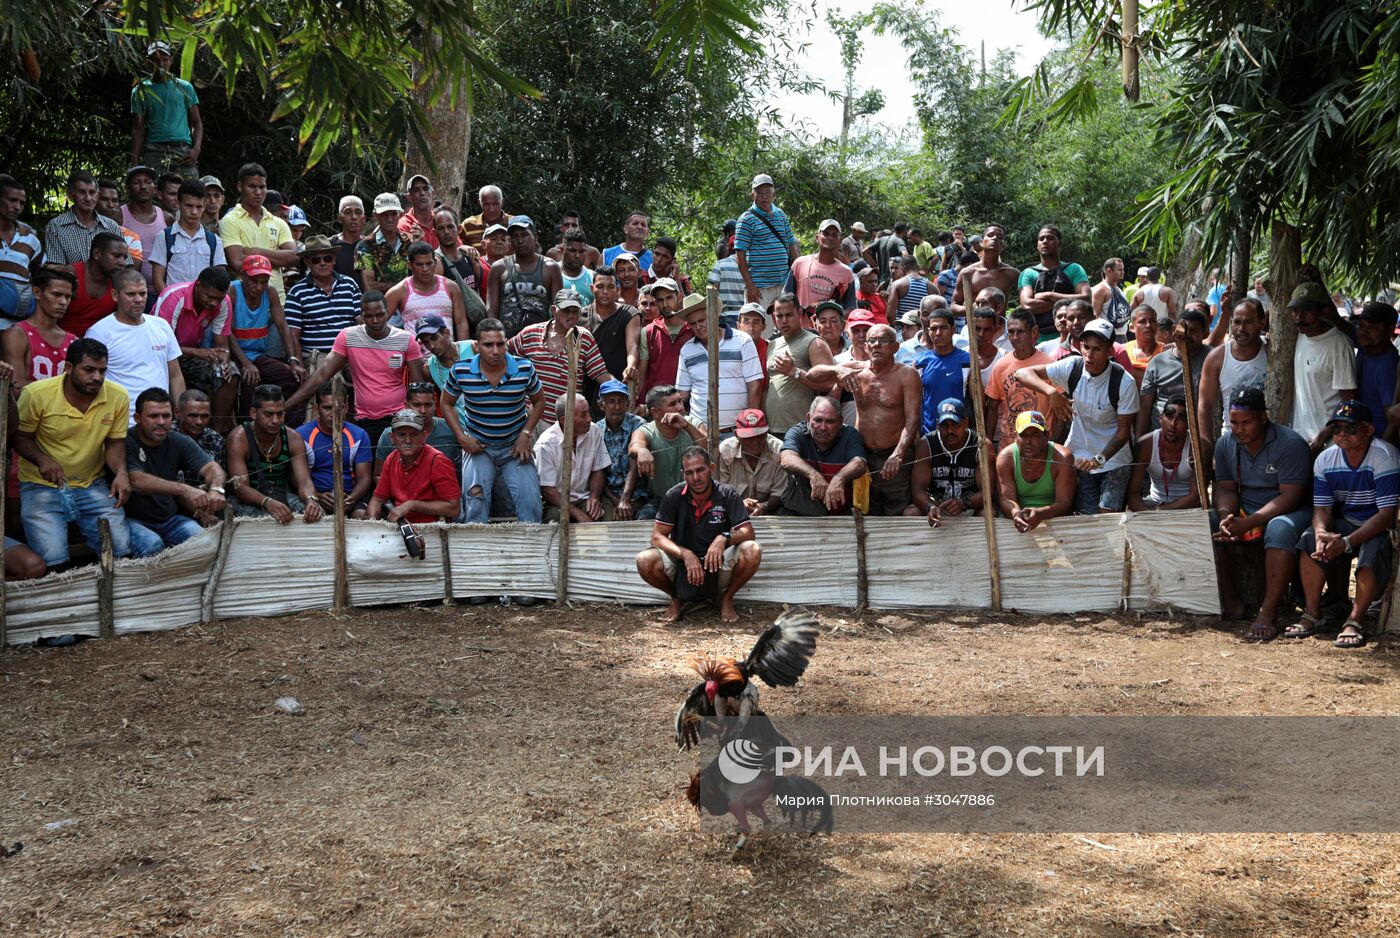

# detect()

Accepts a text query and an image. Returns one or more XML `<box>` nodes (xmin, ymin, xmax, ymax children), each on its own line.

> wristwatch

<box><xmin>1093</xmin><ymin>454</ymin><xmax>1106</xmax><ymax>467</ymax></box>
<box><xmin>1342</xmin><ymin>535</ymin><xmax>1354</xmax><ymax>553</ymax></box>
<box><xmin>793</xmin><ymin>368</ymin><xmax>805</xmax><ymax>383</ymax></box>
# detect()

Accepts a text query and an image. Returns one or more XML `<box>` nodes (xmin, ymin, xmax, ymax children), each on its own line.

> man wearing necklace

<box><xmin>1127</xmin><ymin>395</ymin><xmax>1199</xmax><ymax>511</ymax></box>
<box><xmin>1286</xmin><ymin>400</ymin><xmax>1400</xmax><ymax>649</ymax></box>
<box><xmin>226</xmin><ymin>383</ymin><xmax>324</xmax><ymax>524</ymax></box>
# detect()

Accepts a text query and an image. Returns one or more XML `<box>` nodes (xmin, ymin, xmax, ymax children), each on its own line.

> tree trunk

<box><xmin>1166</xmin><ymin>226</ymin><xmax>1207</xmax><ymax>298</ymax></box>
<box><xmin>402</xmin><ymin>79</ymin><xmax>473</xmax><ymax>216</ymax></box>
<box><xmin>1265</xmin><ymin>219</ymin><xmax>1301</xmax><ymax>425</ymax></box>
<box><xmin>1230</xmin><ymin>222</ymin><xmax>1252</xmax><ymax>309</ymax></box>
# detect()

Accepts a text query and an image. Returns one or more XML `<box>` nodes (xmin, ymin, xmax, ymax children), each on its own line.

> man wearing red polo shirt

<box><xmin>369</xmin><ymin>409</ymin><xmax>462</xmax><ymax>523</ymax></box>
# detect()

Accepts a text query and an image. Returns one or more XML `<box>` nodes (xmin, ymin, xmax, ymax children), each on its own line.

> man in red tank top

<box><xmin>60</xmin><ymin>231</ymin><xmax>128</xmax><ymax>337</ymax></box>
<box><xmin>3</xmin><ymin>268</ymin><xmax>77</xmax><ymax>390</ymax></box>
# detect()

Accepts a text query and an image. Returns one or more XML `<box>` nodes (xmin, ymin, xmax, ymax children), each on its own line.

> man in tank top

<box><xmin>994</xmin><ymin>410</ymin><xmax>1075</xmax><ymax>533</ymax></box>
<box><xmin>3</xmin><ymin>268</ymin><xmax>76</xmax><ymax>390</ymax></box>
<box><xmin>1197</xmin><ymin>297</ymin><xmax>1267</xmax><ymax>446</ymax></box>
<box><xmin>386</xmin><ymin>241</ymin><xmax>468</xmax><ymax>340</ymax></box>
<box><xmin>486</xmin><ymin>216</ymin><xmax>562</xmax><ymax>338</ymax></box>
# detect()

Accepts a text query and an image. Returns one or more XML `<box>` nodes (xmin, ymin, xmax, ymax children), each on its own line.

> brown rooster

<box><xmin>673</xmin><ymin>611</ymin><xmax>819</xmax><ymax>751</ymax></box>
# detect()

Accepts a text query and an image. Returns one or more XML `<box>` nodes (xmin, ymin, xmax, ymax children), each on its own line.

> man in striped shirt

<box><xmin>508</xmin><ymin>289</ymin><xmax>615</xmax><ymax>411</ymax></box>
<box><xmin>285</xmin><ymin>235</ymin><xmax>362</xmax><ymax>360</ymax></box>
<box><xmin>734</xmin><ymin>174</ymin><xmax>798</xmax><ymax>311</ymax></box>
<box><xmin>442</xmin><ymin>317</ymin><xmax>545</xmax><ymax>525</ymax></box>
<box><xmin>1289</xmin><ymin>400</ymin><xmax>1400</xmax><ymax>648</ymax></box>
<box><xmin>0</xmin><ymin>174</ymin><xmax>41</xmax><ymax>324</ymax></box>
<box><xmin>675</xmin><ymin>299</ymin><xmax>763</xmax><ymax>434</ymax></box>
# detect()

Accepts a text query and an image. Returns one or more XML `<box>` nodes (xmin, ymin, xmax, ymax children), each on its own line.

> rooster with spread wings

<box><xmin>673</xmin><ymin>611</ymin><xmax>819</xmax><ymax>751</ymax></box>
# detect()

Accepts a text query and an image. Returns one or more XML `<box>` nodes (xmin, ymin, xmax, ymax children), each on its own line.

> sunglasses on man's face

<box><xmin>308</xmin><ymin>255</ymin><xmax>336</xmax><ymax>265</ymax></box>
<box><xmin>1330</xmin><ymin>422</ymin><xmax>1363</xmax><ymax>437</ymax></box>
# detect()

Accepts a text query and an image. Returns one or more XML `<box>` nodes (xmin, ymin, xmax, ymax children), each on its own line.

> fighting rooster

<box><xmin>673</xmin><ymin>611</ymin><xmax>819</xmax><ymax>751</ymax></box>
<box><xmin>684</xmin><ymin>713</ymin><xmax>834</xmax><ymax>849</ymax></box>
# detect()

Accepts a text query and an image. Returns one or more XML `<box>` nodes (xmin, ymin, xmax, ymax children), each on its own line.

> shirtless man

<box><xmin>952</xmin><ymin>223</ymin><xmax>1019</xmax><ymax>315</ymax></box>
<box><xmin>812</xmin><ymin>323</ymin><xmax>921</xmax><ymax>516</ymax></box>
<box><xmin>544</xmin><ymin>210</ymin><xmax>603</xmax><ymax>268</ymax></box>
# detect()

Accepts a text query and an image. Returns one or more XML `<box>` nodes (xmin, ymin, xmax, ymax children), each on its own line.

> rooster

<box><xmin>685</xmin><ymin>712</ymin><xmax>834</xmax><ymax>850</ymax></box>
<box><xmin>673</xmin><ymin>611</ymin><xmax>819</xmax><ymax>751</ymax></box>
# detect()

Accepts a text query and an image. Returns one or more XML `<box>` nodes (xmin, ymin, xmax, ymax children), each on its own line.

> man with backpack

<box><xmin>1012</xmin><ymin>318</ymin><xmax>1140</xmax><ymax>514</ymax></box>
<box><xmin>149</xmin><ymin>178</ymin><xmax>226</xmax><ymax>294</ymax></box>
<box><xmin>1018</xmin><ymin>225</ymin><xmax>1092</xmax><ymax>339</ymax></box>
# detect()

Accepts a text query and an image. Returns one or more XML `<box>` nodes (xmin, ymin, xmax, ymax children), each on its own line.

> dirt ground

<box><xmin>2</xmin><ymin>599</ymin><xmax>1399</xmax><ymax>937</ymax></box>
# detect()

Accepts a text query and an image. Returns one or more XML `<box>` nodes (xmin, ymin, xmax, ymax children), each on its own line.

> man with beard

<box><xmin>124</xmin><ymin>387</ymin><xmax>225</xmax><ymax>551</ymax></box>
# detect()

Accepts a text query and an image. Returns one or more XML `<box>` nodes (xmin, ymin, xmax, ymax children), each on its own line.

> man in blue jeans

<box><xmin>14</xmin><ymin>338</ymin><xmax>153</xmax><ymax>568</ymax></box>
<box><xmin>440</xmin><ymin>317</ymin><xmax>544</xmax><ymax>526</ymax></box>
<box><xmin>125</xmin><ymin>387</ymin><xmax>226</xmax><ymax>551</ymax></box>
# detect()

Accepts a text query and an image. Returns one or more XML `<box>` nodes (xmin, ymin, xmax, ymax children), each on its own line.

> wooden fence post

<box><xmin>201</xmin><ymin>504</ymin><xmax>237</xmax><ymax>625</ymax></box>
<box><xmin>331</xmin><ymin>374</ymin><xmax>349</xmax><ymax>612</ymax></box>
<box><xmin>439</xmin><ymin>527</ymin><xmax>455</xmax><ymax>606</ymax></box>
<box><xmin>97</xmin><ymin>518</ymin><xmax>114</xmax><ymax>639</ymax></box>
<box><xmin>964</xmin><ymin>314</ymin><xmax>1002</xmax><ymax>611</ymax></box>
<box><xmin>706</xmin><ymin>285</ymin><xmax>720</xmax><ymax>464</ymax></box>
<box><xmin>0</xmin><ymin>377</ymin><xmax>9</xmax><ymax>649</ymax></box>
<box><xmin>852</xmin><ymin>507</ymin><xmax>869</xmax><ymax>609</ymax></box>
<box><xmin>555</xmin><ymin>329</ymin><xmax>580</xmax><ymax>605</ymax></box>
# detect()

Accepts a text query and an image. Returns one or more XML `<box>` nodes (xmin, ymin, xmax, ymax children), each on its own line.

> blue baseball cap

<box><xmin>1328</xmin><ymin>400</ymin><xmax>1372</xmax><ymax>427</ymax></box>
<box><xmin>507</xmin><ymin>215</ymin><xmax>534</xmax><ymax>231</ymax></box>
<box><xmin>598</xmin><ymin>379</ymin><xmax>630</xmax><ymax>399</ymax></box>
<box><xmin>413</xmin><ymin>313</ymin><xmax>449</xmax><ymax>336</ymax></box>
<box><xmin>936</xmin><ymin>398</ymin><xmax>966</xmax><ymax>425</ymax></box>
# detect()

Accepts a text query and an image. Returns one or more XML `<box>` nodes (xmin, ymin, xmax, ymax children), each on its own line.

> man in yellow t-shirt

<box><xmin>219</xmin><ymin>163</ymin><xmax>298</xmax><ymax>301</ymax></box>
<box><xmin>15</xmin><ymin>337</ymin><xmax>149</xmax><ymax>567</ymax></box>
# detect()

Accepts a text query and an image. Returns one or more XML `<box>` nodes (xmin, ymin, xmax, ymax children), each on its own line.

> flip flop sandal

<box><xmin>1335</xmin><ymin>623</ymin><xmax>1367</xmax><ymax>649</ymax></box>
<box><xmin>1283</xmin><ymin>613</ymin><xmax>1326</xmax><ymax>639</ymax></box>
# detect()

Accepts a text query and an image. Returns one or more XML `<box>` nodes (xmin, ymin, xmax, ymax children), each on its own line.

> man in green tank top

<box><xmin>628</xmin><ymin>384</ymin><xmax>708</xmax><ymax>517</ymax></box>
<box><xmin>994</xmin><ymin>409</ymin><xmax>1075</xmax><ymax>533</ymax></box>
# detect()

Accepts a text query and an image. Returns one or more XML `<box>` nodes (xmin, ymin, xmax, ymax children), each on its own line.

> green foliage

<box><xmin>1010</xmin><ymin>0</ymin><xmax>1400</xmax><ymax>291</ymax></box>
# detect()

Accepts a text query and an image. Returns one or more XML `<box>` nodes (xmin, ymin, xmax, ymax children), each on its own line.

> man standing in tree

<box><xmin>130</xmin><ymin>40</ymin><xmax>203</xmax><ymax>178</ymax></box>
<box><xmin>1017</xmin><ymin>225</ymin><xmax>1091</xmax><ymax>339</ymax></box>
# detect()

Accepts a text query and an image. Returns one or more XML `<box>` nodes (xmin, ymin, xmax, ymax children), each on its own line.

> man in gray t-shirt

<box><xmin>1137</xmin><ymin>310</ymin><xmax>1209</xmax><ymax>434</ymax></box>
<box><xmin>1211</xmin><ymin>387</ymin><xmax>1313</xmax><ymax>640</ymax></box>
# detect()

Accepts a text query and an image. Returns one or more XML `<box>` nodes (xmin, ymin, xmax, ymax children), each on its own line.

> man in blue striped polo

<box><xmin>440</xmin><ymin>316</ymin><xmax>545</xmax><ymax>526</ymax></box>
<box><xmin>734</xmin><ymin>174</ymin><xmax>799</xmax><ymax>313</ymax></box>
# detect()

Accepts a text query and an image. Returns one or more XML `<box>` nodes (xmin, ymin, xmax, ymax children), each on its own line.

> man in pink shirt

<box><xmin>285</xmin><ymin>290</ymin><xmax>427</xmax><ymax>447</ymax></box>
<box><xmin>784</xmin><ymin>218</ymin><xmax>856</xmax><ymax>319</ymax></box>
<box><xmin>152</xmin><ymin>267</ymin><xmax>239</xmax><ymax>429</ymax></box>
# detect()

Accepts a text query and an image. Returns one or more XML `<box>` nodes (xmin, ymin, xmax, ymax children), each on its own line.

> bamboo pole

<box><xmin>97</xmin><ymin>517</ymin><xmax>114</xmax><ymax>639</ymax></box>
<box><xmin>0</xmin><ymin>377</ymin><xmax>9</xmax><ymax>649</ymax></box>
<box><xmin>1120</xmin><ymin>538</ymin><xmax>1133</xmax><ymax>612</ymax></box>
<box><xmin>964</xmin><ymin>315</ymin><xmax>1002</xmax><ymax>612</ymax></box>
<box><xmin>1121</xmin><ymin>0</ymin><xmax>1140</xmax><ymax>101</ymax></box>
<box><xmin>852</xmin><ymin>507</ymin><xmax>869</xmax><ymax>609</ymax></box>
<box><xmin>1174</xmin><ymin>335</ymin><xmax>1210</xmax><ymax>513</ymax></box>
<box><xmin>705</xmin><ymin>285</ymin><xmax>720</xmax><ymax>465</ymax></box>
<box><xmin>555</xmin><ymin>328</ymin><xmax>580</xmax><ymax>605</ymax></box>
<box><xmin>201</xmin><ymin>504</ymin><xmax>236</xmax><ymax>624</ymax></box>
<box><xmin>439</xmin><ymin>527</ymin><xmax>454</xmax><ymax>606</ymax></box>
<box><xmin>331</xmin><ymin>374</ymin><xmax>348</xmax><ymax>612</ymax></box>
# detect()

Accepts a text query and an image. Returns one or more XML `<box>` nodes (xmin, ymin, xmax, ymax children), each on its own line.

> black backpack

<box><xmin>1065</xmin><ymin>356</ymin><xmax>1124</xmax><ymax>412</ymax></box>
<box><xmin>1033</xmin><ymin>264</ymin><xmax>1076</xmax><ymax>295</ymax></box>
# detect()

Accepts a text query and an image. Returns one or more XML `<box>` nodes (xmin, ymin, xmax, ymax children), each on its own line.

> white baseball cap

<box><xmin>751</xmin><ymin>174</ymin><xmax>775</xmax><ymax>189</ymax></box>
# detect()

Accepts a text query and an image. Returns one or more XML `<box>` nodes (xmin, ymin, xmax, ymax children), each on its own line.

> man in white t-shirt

<box><xmin>674</xmin><ymin>297</ymin><xmax>764</xmax><ymax>433</ymax></box>
<box><xmin>534</xmin><ymin>394</ymin><xmax>611</xmax><ymax>523</ymax></box>
<box><xmin>1012</xmin><ymin>318</ymin><xmax>1139</xmax><ymax>514</ymax></box>
<box><xmin>84</xmin><ymin>268</ymin><xmax>184</xmax><ymax>423</ymax></box>
<box><xmin>1288</xmin><ymin>281</ymin><xmax>1358</xmax><ymax>454</ymax></box>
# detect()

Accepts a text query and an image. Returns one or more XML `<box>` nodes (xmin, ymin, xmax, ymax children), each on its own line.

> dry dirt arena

<box><xmin>3</xmin><ymin>599</ymin><xmax>1399</xmax><ymax>936</ymax></box>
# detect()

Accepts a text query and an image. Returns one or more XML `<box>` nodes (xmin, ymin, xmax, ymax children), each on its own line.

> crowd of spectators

<box><xmin>0</xmin><ymin>39</ymin><xmax>1398</xmax><ymax>637</ymax></box>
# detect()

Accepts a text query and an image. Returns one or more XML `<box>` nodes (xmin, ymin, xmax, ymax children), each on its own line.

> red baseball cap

<box><xmin>733</xmin><ymin>408</ymin><xmax>770</xmax><ymax>438</ymax></box>
<box><xmin>242</xmin><ymin>255</ymin><xmax>274</xmax><ymax>278</ymax></box>
<box><xmin>846</xmin><ymin>309</ymin><xmax>878</xmax><ymax>327</ymax></box>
